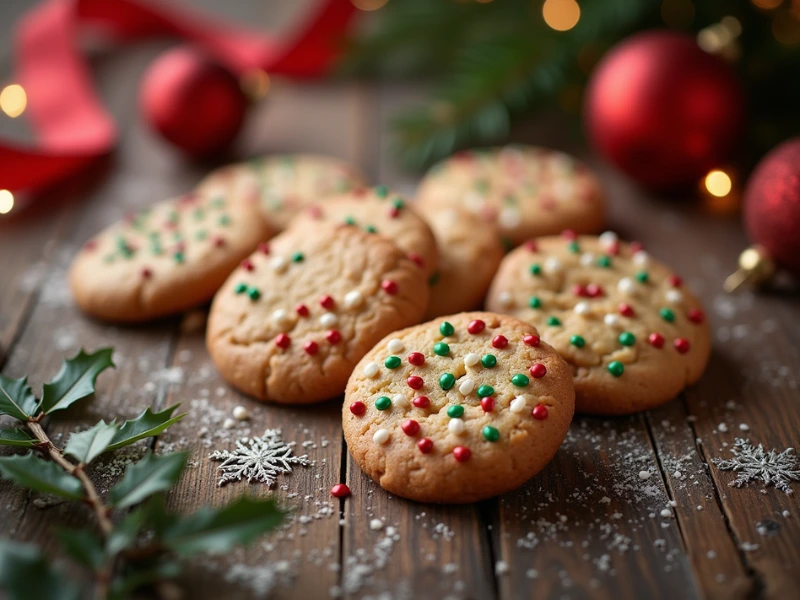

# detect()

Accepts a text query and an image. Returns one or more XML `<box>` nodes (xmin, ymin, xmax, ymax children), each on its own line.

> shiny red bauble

<box><xmin>140</xmin><ymin>47</ymin><xmax>247</xmax><ymax>157</ymax></box>
<box><xmin>743</xmin><ymin>138</ymin><xmax>800</xmax><ymax>277</ymax></box>
<box><xmin>584</xmin><ymin>31</ymin><xmax>745</xmax><ymax>190</ymax></box>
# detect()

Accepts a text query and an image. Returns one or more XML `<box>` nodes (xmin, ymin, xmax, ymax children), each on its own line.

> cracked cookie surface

<box><xmin>486</xmin><ymin>233</ymin><xmax>711</xmax><ymax>414</ymax></box>
<box><xmin>70</xmin><ymin>191</ymin><xmax>272</xmax><ymax>322</ymax></box>
<box><xmin>343</xmin><ymin>312</ymin><xmax>574</xmax><ymax>503</ymax></box>
<box><xmin>207</xmin><ymin>222</ymin><xmax>429</xmax><ymax>404</ymax></box>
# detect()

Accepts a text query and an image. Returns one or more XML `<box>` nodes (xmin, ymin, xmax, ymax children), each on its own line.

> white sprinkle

<box><xmin>464</xmin><ymin>353</ymin><xmax>480</xmax><ymax>367</ymax></box>
<box><xmin>639</xmin><ymin>470</ymin><xmax>652</xmax><ymax>480</ymax></box>
<box><xmin>392</xmin><ymin>394</ymin><xmax>409</xmax><ymax>408</ymax></box>
<box><xmin>495</xmin><ymin>561</ymin><xmax>509</xmax><ymax>575</ymax></box>
<box><xmin>674</xmin><ymin>470</ymin><xmax>682</xmax><ymax>479</ymax></box>
<box><xmin>580</xmin><ymin>252</ymin><xmax>595</xmax><ymax>266</ymax></box>
<box><xmin>525</xmin><ymin>568</ymin><xmax>539</xmax><ymax>579</ymax></box>
<box><xmin>544</xmin><ymin>256</ymin><xmax>562</xmax><ymax>273</ymax></box>
<box><xmin>574</xmin><ymin>301</ymin><xmax>590</xmax><ymax>316</ymax></box>
<box><xmin>599</xmin><ymin>231</ymin><xmax>618</xmax><ymax>247</ymax></box>
<box><xmin>319</xmin><ymin>313</ymin><xmax>338</xmax><ymax>327</ymax></box>
<box><xmin>458</xmin><ymin>379</ymin><xmax>475</xmax><ymax>395</ymax></box>
<box><xmin>448</xmin><ymin>419</ymin><xmax>465</xmax><ymax>435</ymax></box>
<box><xmin>697</xmin><ymin>505</ymin><xmax>704</xmax><ymax>511</ymax></box>
<box><xmin>387</xmin><ymin>338</ymin><xmax>405</xmax><ymax>354</ymax></box>
<box><xmin>369</xmin><ymin>519</ymin><xmax>384</xmax><ymax>530</ymax></box>
<box><xmin>617</xmin><ymin>277</ymin><xmax>635</xmax><ymax>294</ymax></box>
<box><xmin>343</xmin><ymin>290</ymin><xmax>363</xmax><ymax>309</ymax></box>
<box><xmin>498</xmin><ymin>207</ymin><xmax>521</xmax><ymax>229</ymax></box>
<box><xmin>666</xmin><ymin>290</ymin><xmax>683</xmax><ymax>303</ymax></box>
<box><xmin>633</xmin><ymin>251</ymin><xmax>650</xmax><ymax>266</ymax></box>
<box><xmin>660</xmin><ymin>509</ymin><xmax>673</xmax><ymax>518</ymax></box>
<box><xmin>510</xmin><ymin>396</ymin><xmax>527</xmax><ymax>413</ymax></box>
<box><xmin>604</xmin><ymin>314</ymin><xmax>620</xmax><ymax>327</ymax></box>
<box><xmin>718</xmin><ymin>422</ymin><xmax>729</xmax><ymax>433</ymax></box>
<box><xmin>739</xmin><ymin>423</ymin><xmax>750</xmax><ymax>431</ymax></box>
<box><xmin>270</xmin><ymin>256</ymin><xmax>287</xmax><ymax>273</ymax></box>
<box><xmin>497</xmin><ymin>291</ymin><xmax>514</xmax><ymax>308</ymax></box>
<box><xmin>232</xmin><ymin>406</ymin><xmax>249</xmax><ymax>421</ymax></box>
<box><xmin>223</xmin><ymin>418</ymin><xmax>236</xmax><ymax>430</ymax></box>
<box><xmin>272</xmin><ymin>309</ymin><xmax>290</xmax><ymax>325</ymax></box>
<box><xmin>364</xmin><ymin>362</ymin><xmax>380</xmax><ymax>378</ymax></box>
<box><xmin>372</xmin><ymin>429</ymin><xmax>390</xmax><ymax>445</ymax></box>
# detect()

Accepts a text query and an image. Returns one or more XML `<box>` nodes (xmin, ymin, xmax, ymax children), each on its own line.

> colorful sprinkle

<box><xmin>618</xmin><ymin>303</ymin><xmax>635</xmax><ymax>317</ymax></box>
<box><xmin>586</xmin><ymin>283</ymin><xmax>604</xmax><ymax>298</ymax></box>
<box><xmin>570</xmin><ymin>335</ymin><xmax>586</xmax><ymax>348</ymax></box>
<box><xmin>492</xmin><ymin>335</ymin><xmax>508</xmax><ymax>349</ymax></box>
<box><xmin>434</xmin><ymin>342</ymin><xmax>450</xmax><ymax>356</ymax></box>
<box><xmin>413</xmin><ymin>396</ymin><xmax>430</xmax><ymax>408</ymax></box>
<box><xmin>319</xmin><ymin>313</ymin><xmax>338</xmax><ymax>328</ymax></box>
<box><xmin>464</xmin><ymin>353</ymin><xmax>480</xmax><ymax>367</ymax></box>
<box><xmin>547</xmin><ymin>316</ymin><xmax>561</xmax><ymax>326</ymax></box>
<box><xmin>381</xmin><ymin>280</ymin><xmax>398</xmax><ymax>295</ymax></box>
<box><xmin>529</xmin><ymin>296</ymin><xmax>542</xmax><ymax>309</ymax></box>
<box><xmin>374</xmin><ymin>184</ymin><xmax>389</xmax><ymax>198</ymax></box>
<box><xmin>448</xmin><ymin>418</ymin><xmax>465</xmax><ymax>435</ymax></box>
<box><xmin>529</xmin><ymin>363</ymin><xmax>547</xmax><ymax>378</ymax></box>
<box><xmin>447</xmin><ymin>405</ymin><xmax>464</xmax><ymax>418</ymax></box>
<box><xmin>608</xmin><ymin>361</ymin><xmax>624</xmax><ymax>377</ymax></box>
<box><xmin>365</xmin><ymin>225</ymin><xmax>378</xmax><ymax>234</ymax></box>
<box><xmin>174</xmin><ymin>251</ymin><xmax>185</xmax><ymax>264</ymax></box>
<box><xmin>480</xmin><ymin>397</ymin><xmax>495</xmax><ymax>412</ymax></box>
<box><xmin>408</xmin><ymin>352</ymin><xmax>425</xmax><ymax>366</ymax></box>
<box><xmin>660</xmin><ymin>308</ymin><xmax>675</xmax><ymax>322</ymax></box>
<box><xmin>141</xmin><ymin>267</ymin><xmax>152</xmax><ymax>279</ymax></box>
<box><xmin>523</xmin><ymin>335</ymin><xmax>540</xmax><ymax>347</ymax></box>
<box><xmin>452</xmin><ymin>446</ymin><xmax>471</xmax><ymax>462</ymax></box>
<box><xmin>617</xmin><ymin>277</ymin><xmax>635</xmax><ymax>294</ymax></box>
<box><xmin>375</xmin><ymin>396</ymin><xmax>392</xmax><ymax>410</ymax></box>
<box><xmin>477</xmin><ymin>385</ymin><xmax>494</xmax><ymax>398</ymax></box>
<box><xmin>401</xmin><ymin>419</ymin><xmax>420</xmax><ymax>436</ymax></box>
<box><xmin>648</xmin><ymin>333</ymin><xmax>665</xmax><ymax>348</ymax></box>
<box><xmin>530</xmin><ymin>264</ymin><xmax>542</xmax><ymax>276</ymax></box>
<box><xmin>482</xmin><ymin>425</ymin><xmax>500</xmax><ymax>442</ymax></box>
<box><xmin>510</xmin><ymin>397</ymin><xmax>527</xmax><ymax>413</ymax></box>
<box><xmin>343</xmin><ymin>290</ymin><xmax>363</xmax><ymax>309</ymax></box>
<box><xmin>467</xmin><ymin>320</ymin><xmax>486</xmax><ymax>334</ymax></box>
<box><xmin>291</xmin><ymin>252</ymin><xmax>304</xmax><ymax>263</ymax></box>
<box><xmin>458</xmin><ymin>379</ymin><xmax>475</xmax><ymax>395</ymax></box>
<box><xmin>373</xmin><ymin>429</ymin><xmax>390</xmax><ymax>445</ymax></box>
<box><xmin>327</xmin><ymin>330</ymin><xmax>342</xmax><ymax>344</ymax></box>
<box><xmin>275</xmin><ymin>333</ymin><xmax>290</xmax><ymax>348</ymax></box>
<box><xmin>296</xmin><ymin>304</ymin><xmax>309</xmax><ymax>317</ymax></box>
<box><xmin>349</xmin><ymin>401</ymin><xmax>365</xmax><ymax>416</ymax></box>
<box><xmin>511</xmin><ymin>374</ymin><xmax>530</xmax><ymax>387</ymax></box>
<box><xmin>234</xmin><ymin>282</ymin><xmax>247</xmax><ymax>294</ymax></box>
<box><xmin>688</xmin><ymin>308</ymin><xmax>705</xmax><ymax>323</ymax></box>
<box><xmin>532</xmin><ymin>404</ymin><xmax>549</xmax><ymax>420</ymax></box>
<box><xmin>618</xmin><ymin>332</ymin><xmax>636</xmax><ymax>346</ymax></box>
<box><xmin>331</xmin><ymin>483</ymin><xmax>351</xmax><ymax>498</ymax></box>
<box><xmin>439</xmin><ymin>373</ymin><xmax>456</xmax><ymax>390</ymax></box>
<box><xmin>385</xmin><ymin>356</ymin><xmax>401</xmax><ymax>369</ymax></box>
<box><xmin>364</xmin><ymin>362</ymin><xmax>380</xmax><ymax>377</ymax></box>
<box><xmin>407</xmin><ymin>376</ymin><xmax>424</xmax><ymax>390</ymax></box>
<box><xmin>418</xmin><ymin>438</ymin><xmax>434</xmax><ymax>453</ymax></box>
<box><xmin>247</xmin><ymin>287</ymin><xmax>260</xmax><ymax>301</ymax></box>
<box><xmin>668</xmin><ymin>275</ymin><xmax>683</xmax><ymax>287</ymax></box>
<box><xmin>392</xmin><ymin>394</ymin><xmax>410</xmax><ymax>408</ymax></box>
<box><xmin>481</xmin><ymin>354</ymin><xmax>497</xmax><ymax>368</ymax></box>
<box><xmin>597</xmin><ymin>255</ymin><xmax>612</xmax><ymax>268</ymax></box>
<box><xmin>440</xmin><ymin>321</ymin><xmax>455</xmax><ymax>336</ymax></box>
<box><xmin>320</xmin><ymin>295</ymin><xmax>335</xmax><ymax>309</ymax></box>
<box><xmin>303</xmin><ymin>341</ymin><xmax>319</xmax><ymax>355</ymax></box>
<box><xmin>408</xmin><ymin>253</ymin><xmax>425</xmax><ymax>268</ymax></box>
<box><xmin>674</xmin><ymin>338</ymin><xmax>691</xmax><ymax>353</ymax></box>
<box><xmin>241</xmin><ymin>259</ymin><xmax>254</xmax><ymax>271</ymax></box>
<box><xmin>567</xmin><ymin>240</ymin><xmax>580</xmax><ymax>254</ymax></box>
<box><xmin>258</xmin><ymin>242</ymin><xmax>270</xmax><ymax>254</ymax></box>
<box><xmin>635</xmin><ymin>271</ymin><xmax>649</xmax><ymax>283</ymax></box>
<box><xmin>387</xmin><ymin>339</ymin><xmax>405</xmax><ymax>354</ymax></box>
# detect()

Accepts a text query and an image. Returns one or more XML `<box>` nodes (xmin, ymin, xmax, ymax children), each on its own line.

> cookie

<box><xmin>70</xmin><ymin>191</ymin><xmax>271</xmax><ymax>322</ymax></box>
<box><xmin>197</xmin><ymin>154</ymin><xmax>366</xmax><ymax>231</ymax></box>
<box><xmin>485</xmin><ymin>232</ymin><xmax>711</xmax><ymax>414</ymax></box>
<box><xmin>416</xmin><ymin>205</ymin><xmax>504</xmax><ymax>320</ymax></box>
<box><xmin>291</xmin><ymin>185</ymin><xmax>439</xmax><ymax>277</ymax></box>
<box><xmin>416</xmin><ymin>145</ymin><xmax>605</xmax><ymax>246</ymax></box>
<box><xmin>206</xmin><ymin>222</ymin><xmax>429</xmax><ymax>404</ymax></box>
<box><xmin>343</xmin><ymin>312</ymin><xmax>575</xmax><ymax>503</ymax></box>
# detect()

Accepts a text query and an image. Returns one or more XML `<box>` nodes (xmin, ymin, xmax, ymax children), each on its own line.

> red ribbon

<box><xmin>0</xmin><ymin>0</ymin><xmax>356</xmax><ymax>194</ymax></box>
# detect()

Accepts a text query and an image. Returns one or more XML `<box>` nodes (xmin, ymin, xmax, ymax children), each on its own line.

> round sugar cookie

<box><xmin>343</xmin><ymin>312</ymin><xmax>575</xmax><ymax>503</ymax></box>
<box><xmin>197</xmin><ymin>153</ymin><xmax>366</xmax><ymax>231</ymax></box>
<box><xmin>416</xmin><ymin>145</ymin><xmax>605</xmax><ymax>246</ymax></box>
<box><xmin>70</xmin><ymin>191</ymin><xmax>272</xmax><ymax>322</ymax></box>
<box><xmin>485</xmin><ymin>232</ymin><xmax>711</xmax><ymax>414</ymax></box>
<box><xmin>207</xmin><ymin>222</ymin><xmax>429</xmax><ymax>404</ymax></box>
<box><xmin>291</xmin><ymin>185</ymin><xmax>439</xmax><ymax>277</ymax></box>
<box><xmin>416</xmin><ymin>205</ymin><xmax>505</xmax><ymax>320</ymax></box>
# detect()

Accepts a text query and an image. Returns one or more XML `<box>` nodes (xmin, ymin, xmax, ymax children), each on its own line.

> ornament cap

<box><xmin>723</xmin><ymin>245</ymin><xmax>776</xmax><ymax>293</ymax></box>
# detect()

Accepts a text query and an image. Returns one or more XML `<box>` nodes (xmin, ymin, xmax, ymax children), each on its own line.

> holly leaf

<box><xmin>0</xmin><ymin>540</ymin><xmax>82</xmax><ymax>600</ymax></box>
<box><xmin>39</xmin><ymin>348</ymin><xmax>114</xmax><ymax>415</ymax></box>
<box><xmin>106</xmin><ymin>508</ymin><xmax>149</xmax><ymax>555</ymax></box>
<box><xmin>105</xmin><ymin>405</ymin><xmax>185</xmax><ymax>452</ymax></box>
<box><xmin>108</xmin><ymin>560</ymin><xmax>182</xmax><ymax>600</ymax></box>
<box><xmin>109</xmin><ymin>451</ymin><xmax>187</xmax><ymax>509</ymax></box>
<box><xmin>160</xmin><ymin>496</ymin><xmax>285</xmax><ymax>557</ymax></box>
<box><xmin>0</xmin><ymin>375</ymin><xmax>39</xmax><ymax>421</ymax></box>
<box><xmin>63</xmin><ymin>421</ymin><xmax>118</xmax><ymax>465</ymax></box>
<box><xmin>57</xmin><ymin>529</ymin><xmax>106</xmax><ymax>571</ymax></box>
<box><xmin>0</xmin><ymin>428</ymin><xmax>37</xmax><ymax>448</ymax></box>
<box><xmin>0</xmin><ymin>454</ymin><xmax>84</xmax><ymax>500</ymax></box>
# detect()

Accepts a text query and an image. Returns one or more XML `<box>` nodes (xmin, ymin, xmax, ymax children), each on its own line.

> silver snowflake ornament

<box><xmin>712</xmin><ymin>438</ymin><xmax>800</xmax><ymax>495</ymax></box>
<box><xmin>210</xmin><ymin>429</ymin><xmax>310</xmax><ymax>487</ymax></box>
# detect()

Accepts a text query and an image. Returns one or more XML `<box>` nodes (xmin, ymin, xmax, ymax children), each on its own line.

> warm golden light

<box><xmin>240</xmin><ymin>69</ymin><xmax>271</xmax><ymax>102</ymax></box>
<box><xmin>0</xmin><ymin>84</ymin><xmax>27</xmax><ymax>118</ymax></box>
<box><xmin>543</xmin><ymin>0</ymin><xmax>581</xmax><ymax>32</ymax></box>
<box><xmin>0</xmin><ymin>190</ymin><xmax>14</xmax><ymax>215</ymax></box>
<box><xmin>752</xmin><ymin>0</ymin><xmax>783</xmax><ymax>9</ymax></box>
<box><xmin>705</xmin><ymin>170</ymin><xmax>732</xmax><ymax>197</ymax></box>
<box><xmin>351</xmin><ymin>0</ymin><xmax>388</xmax><ymax>11</ymax></box>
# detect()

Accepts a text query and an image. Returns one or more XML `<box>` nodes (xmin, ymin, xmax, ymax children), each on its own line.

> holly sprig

<box><xmin>0</xmin><ymin>349</ymin><xmax>285</xmax><ymax>600</ymax></box>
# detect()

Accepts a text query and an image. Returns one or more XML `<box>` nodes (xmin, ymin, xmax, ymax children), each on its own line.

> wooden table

<box><xmin>1</xmin><ymin>2</ymin><xmax>799</xmax><ymax>599</ymax></box>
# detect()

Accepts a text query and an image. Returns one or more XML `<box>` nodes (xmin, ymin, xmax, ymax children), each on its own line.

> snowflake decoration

<box><xmin>712</xmin><ymin>438</ymin><xmax>800</xmax><ymax>495</ymax></box>
<box><xmin>210</xmin><ymin>429</ymin><xmax>310</xmax><ymax>487</ymax></box>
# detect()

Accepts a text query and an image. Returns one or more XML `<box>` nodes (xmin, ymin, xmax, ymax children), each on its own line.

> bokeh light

<box><xmin>704</xmin><ymin>170</ymin><xmax>732</xmax><ymax>197</ymax></box>
<box><xmin>240</xmin><ymin>69</ymin><xmax>271</xmax><ymax>101</ymax></box>
<box><xmin>0</xmin><ymin>190</ymin><xmax>14</xmax><ymax>215</ymax></box>
<box><xmin>542</xmin><ymin>0</ymin><xmax>581</xmax><ymax>32</ymax></box>
<box><xmin>351</xmin><ymin>0</ymin><xmax>388</xmax><ymax>11</ymax></box>
<box><xmin>752</xmin><ymin>0</ymin><xmax>783</xmax><ymax>9</ymax></box>
<box><xmin>0</xmin><ymin>84</ymin><xmax>27</xmax><ymax>118</ymax></box>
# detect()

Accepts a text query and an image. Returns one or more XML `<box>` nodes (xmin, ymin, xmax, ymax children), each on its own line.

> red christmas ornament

<box><xmin>584</xmin><ymin>31</ymin><xmax>745</xmax><ymax>190</ymax></box>
<box><xmin>140</xmin><ymin>47</ymin><xmax>248</xmax><ymax>157</ymax></box>
<box><xmin>742</xmin><ymin>138</ymin><xmax>800</xmax><ymax>278</ymax></box>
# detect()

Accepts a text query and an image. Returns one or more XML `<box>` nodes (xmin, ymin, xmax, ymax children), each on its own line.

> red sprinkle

<box><xmin>532</xmin><ymin>404</ymin><xmax>549</xmax><ymax>420</ymax></box>
<box><xmin>401</xmin><ymin>419</ymin><xmax>420</xmax><ymax>436</ymax></box>
<box><xmin>523</xmin><ymin>239</ymin><xmax>538</xmax><ymax>252</ymax></box>
<box><xmin>381</xmin><ymin>280</ymin><xmax>398</xmax><ymax>295</ymax></box>
<box><xmin>618</xmin><ymin>303</ymin><xmax>635</xmax><ymax>317</ymax></box>
<box><xmin>492</xmin><ymin>335</ymin><xmax>508</xmax><ymax>349</ymax></box>
<box><xmin>407</xmin><ymin>376</ymin><xmax>424</xmax><ymax>390</ymax></box>
<box><xmin>320</xmin><ymin>295</ymin><xmax>335</xmax><ymax>309</ymax></box>
<box><xmin>407</xmin><ymin>352</ymin><xmax>425</xmax><ymax>366</ymax></box>
<box><xmin>467</xmin><ymin>319</ymin><xmax>486</xmax><ymax>334</ymax></box>
<box><xmin>304</xmin><ymin>341</ymin><xmax>319</xmax><ymax>355</ymax></box>
<box><xmin>586</xmin><ymin>283</ymin><xmax>604</xmax><ymax>298</ymax></box>
<box><xmin>388</xmin><ymin>207</ymin><xmax>400</xmax><ymax>219</ymax></box>
<box><xmin>453</xmin><ymin>446</ymin><xmax>472</xmax><ymax>462</ymax></box>
<box><xmin>523</xmin><ymin>334</ymin><xmax>540</xmax><ymax>347</ymax></box>
<box><xmin>562</xmin><ymin>229</ymin><xmax>577</xmax><ymax>240</ymax></box>
<box><xmin>275</xmin><ymin>333</ymin><xmax>291</xmax><ymax>349</ymax></box>
<box><xmin>349</xmin><ymin>401</ymin><xmax>366</xmax><ymax>416</ymax></box>
<box><xmin>480</xmin><ymin>397</ymin><xmax>495</xmax><ymax>413</ymax></box>
<box><xmin>408</xmin><ymin>253</ymin><xmax>425</xmax><ymax>268</ymax></box>
<box><xmin>529</xmin><ymin>363</ymin><xmax>547</xmax><ymax>378</ymax></box>
<box><xmin>412</xmin><ymin>396</ymin><xmax>430</xmax><ymax>408</ymax></box>
<box><xmin>418</xmin><ymin>438</ymin><xmax>434</xmax><ymax>453</ymax></box>
<box><xmin>331</xmin><ymin>483</ymin><xmax>351</xmax><ymax>498</ymax></box>
<box><xmin>213</xmin><ymin>236</ymin><xmax>226</xmax><ymax>248</ymax></box>
<box><xmin>83</xmin><ymin>240</ymin><xmax>97</xmax><ymax>251</ymax></box>
<box><xmin>258</xmin><ymin>242</ymin><xmax>270</xmax><ymax>255</ymax></box>
<box><xmin>572</xmin><ymin>284</ymin><xmax>588</xmax><ymax>297</ymax></box>
<box><xmin>668</xmin><ymin>275</ymin><xmax>683</xmax><ymax>287</ymax></box>
<box><xmin>688</xmin><ymin>308</ymin><xmax>705</xmax><ymax>324</ymax></box>
<box><xmin>674</xmin><ymin>338</ymin><xmax>691</xmax><ymax>353</ymax></box>
<box><xmin>607</xmin><ymin>240</ymin><xmax>620</xmax><ymax>256</ymax></box>
<box><xmin>296</xmin><ymin>304</ymin><xmax>310</xmax><ymax>317</ymax></box>
<box><xmin>648</xmin><ymin>332</ymin><xmax>665</xmax><ymax>348</ymax></box>
<box><xmin>630</xmin><ymin>241</ymin><xmax>644</xmax><ymax>253</ymax></box>
<box><xmin>308</xmin><ymin>205</ymin><xmax>323</xmax><ymax>219</ymax></box>
<box><xmin>141</xmin><ymin>267</ymin><xmax>152</xmax><ymax>279</ymax></box>
<box><xmin>241</xmin><ymin>259</ymin><xmax>254</xmax><ymax>271</ymax></box>
<box><xmin>326</xmin><ymin>330</ymin><xmax>342</xmax><ymax>344</ymax></box>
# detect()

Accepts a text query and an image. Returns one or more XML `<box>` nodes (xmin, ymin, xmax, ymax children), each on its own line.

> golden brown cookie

<box><xmin>485</xmin><ymin>232</ymin><xmax>711</xmax><ymax>414</ymax></box>
<box><xmin>197</xmin><ymin>154</ymin><xmax>366</xmax><ymax>231</ymax></box>
<box><xmin>207</xmin><ymin>222</ymin><xmax>429</xmax><ymax>404</ymax></box>
<box><xmin>343</xmin><ymin>312</ymin><xmax>575</xmax><ymax>503</ymax></box>
<box><xmin>416</xmin><ymin>205</ymin><xmax>505</xmax><ymax>319</ymax></box>
<box><xmin>291</xmin><ymin>185</ymin><xmax>439</xmax><ymax>277</ymax></box>
<box><xmin>416</xmin><ymin>145</ymin><xmax>605</xmax><ymax>246</ymax></box>
<box><xmin>70</xmin><ymin>191</ymin><xmax>271</xmax><ymax>322</ymax></box>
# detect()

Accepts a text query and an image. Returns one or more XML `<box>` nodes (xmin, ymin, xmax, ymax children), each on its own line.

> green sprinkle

<box><xmin>511</xmin><ymin>374</ymin><xmax>530</xmax><ymax>387</ymax></box>
<box><xmin>194</xmin><ymin>230</ymin><xmax>208</xmax><ymax>241</ymax></box>
<box><xmin>193</xmin><ymin>208</ymin><xmax>205</xmax><ymax>221</ymax></box>
<box><xmin>344</xmin><ymin>216</ymin><xmax>357</xmax><ymax>226</ymax></box>
<box><xmin>608</xmin><ymin>361</ymin><xmax>625</xmax><ymax>377</ymax></box>
<box><xmin>173</xmin><ymin>251</ymin><xmax>185</xmax><ymax>264</ymax></box>
<box><xmin>392</xmin><ymin>198</ymin><xmax>405</xmax><ymax>209</ymax></box>
<box><xmin>151</xmin><ymin>243</ymin><xmax>163</xmax><ymax>256</ymax></box>
<box><xmin>618</xmin><ymin>332</ymin><xmax>636</xmax><ymax>346</ymax></box>
<box><xmin>447</xmin><ymin>405</ymin><xmax>464</xmax><ymax>418</ymax></box>
<box><xmin>374</xmin><ymin>185</ymin><xmax>389</xmax><ymax>198</ymax></box>
<box><xmin>365</xmin><ymin>225</ymin><xmax>378</xmax><ymax>234</ymax></box>
<box><xmin>384</xmin><ymin>356</ymin><xmax>401</xmax><ymax>369</ymax></box>
<box><xmin>167</xmin><ymin>210</ymin><xmax>179</xmax><ymax>223</ymax></box>
<box><xmin>211</xmin><ymin>197</ymin><xmax>225</xmax><ymax>209</ymax></box>
<box><xmin>375</xmin><ymin>396</ymin><xmax>392</xmax><ymax>410</ymax></box>
<box><xmin>234</xmin><ymin>282</ymin><xmax>248</xmax><ymax>294</ymax></box>
<box><xmin>529</xmin><ymin>296</ymin><xmax>542</xmax><ymax>309</ymax></box>
<box><xmin>547</xmin><ymin>316</ymin><xmax>562</xmax><ymax>326</ymax></box>
<box><xmin>635</xmin><ymin>271</ymin><xmax>649</xmax><ymax>283</ymax></box>
<box><xmin>477</xmin><ymin>385</ymin><xmax>494</xmax><ymax>398</ymax></box>
<box><xmin>570</xmin><ymin>334</ymin><xmax>586</xmax><ymax>348</ymax></box>
<box><xmin>439</xmin><ymin>321</ymin><xmax>455</xmax><ymax>336</ymax></box>
<box><xmin>597</xmin><ymin>255</ymin><xmax>612</xmax><ymax>268</ymax></box>
<box><xmin>247</xmin><ymin>287</ymin><xmax>260</xmax><ymax>300</ymax></box>
<box><xmin>291</xmin><ymin>252</ymin><xmax>304</xmax><ymax>263</ymax></box>
<box><xmin>434</xmin><ymin>342</ymin><xmax>450</xmax><ymax>356</ymax></box>
<box><xmin>219</xmin><ymin>214</ymin><xmax>231</xmax><ymax>226</ymax></box>
<box><xmin>429</xmin><ymin>272</ymin><xmax>440</xmax><ymax>286</ymax></box>
<box><xmin>481</xmin><ymin>354</ymin><xmax>496</xmax><ymax>368</ymax></box>
<box><xmin>439</xmin><ymin>373</ymin><xmax>456</xmax><ymax>390</ymax></box>
<box><xmin>660</xmin><ymin>308</ymin><xmax>675</xmax><ymax>322</ymax></box>
<box><xmin>530</xmin><ymin>263</ymin><xmax>542</xmax><ymax>276</ymax></box>
<box><xmin>568</xmin><ymin>241</ymin><xmax>580</xmax><ymax>253</ymax></box>
<box><xmin>482</xmin><ymin>425</ymin><xmax>500</xmax><ymax>442</ymax></box>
